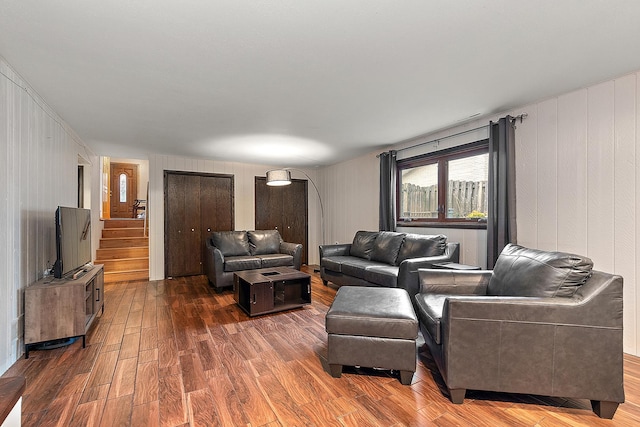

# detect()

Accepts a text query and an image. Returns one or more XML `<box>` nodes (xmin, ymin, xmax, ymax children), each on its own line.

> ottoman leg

<box><xmin>399</xmin><ymin>370</ymin><xmax>414</xmax><ymax>385</ymax></box>
<box><xmin>329</xmin><ymin>364</ymin><xmax>343</xmax><ymax>378</ymax></box>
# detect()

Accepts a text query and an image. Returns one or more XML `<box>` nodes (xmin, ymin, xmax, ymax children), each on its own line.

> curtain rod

<box><xmin>378</xmin><ymin>113</ymin><xmax>527</xmax><ymax>157</ymax></box>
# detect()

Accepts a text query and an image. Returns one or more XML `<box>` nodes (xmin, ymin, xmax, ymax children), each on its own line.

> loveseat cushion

<box><xmin>487</xmin><ymin>243</ymin><xmax>593</xmax><ymax>298</ymax></box>
<box><xmin>248</xmin><ymin>230</ymin><xmax>282</xmax><ymax>255</ymax></box>
<box><xmin>212</xmin><ymin>231</ymin><xmax>250</xmax><ymax>256</ymax></box>
<box><xmin>258</xmin><ymin>253</ymin><xmax>293</xmax><ymax>268</ymax></box>
<box><xmin>350</xmin><ymin>231</ymin><xmax>378</xmax><ymax>260</ymax></box>
<box><xmin>396</xmin><ymin>234</ymin><xmax>446</xmax><ymax>265</ymax></box>
<box><xmin>370</xmin><ymin>232</ymin><xmax>406</xmax><ymax>265</ymax></box>
<box><xmin>223</xmin><ymin>256</ymin><xmax>262</xmax><ymax>272</ymax></box>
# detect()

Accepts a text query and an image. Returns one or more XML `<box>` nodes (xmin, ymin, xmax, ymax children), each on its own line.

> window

<box><xmin>119</xmin><ymin>173</ymin><xmax>127</xmax><ymax>203</ymax></box>
<box><xmin>397</xmin><ymin>141</ymin><xmax>488</xmax><ymax>227</ymax></box>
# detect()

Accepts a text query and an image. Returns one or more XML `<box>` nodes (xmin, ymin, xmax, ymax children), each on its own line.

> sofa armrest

<box><xmin>397</xmin><ymin>242</ymin><xmax>461</xmax><ymax>297</ymax></box>
<box><xmin>319</xmin><ymin>244</ymin><xmax>351</xmax><ymax>265</ymax></box>
<box><xmin>204</xmin><ymin>239</ymin><xmax>225</xmax><ymax>286</ymax></box>
<box><xmin>418</xmin><ymin>269</ymin><xmax>492</xmax><ymax>295</ymax></box>
<box><xmin>280</xmin><ymin>241</ymin><xmax>303</xmax><ymax>270</ymax></box>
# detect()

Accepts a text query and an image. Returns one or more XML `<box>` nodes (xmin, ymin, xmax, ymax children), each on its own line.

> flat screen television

<box><xmin>53</xmin><ymin>206</ymin><xmax>92</xmax><ymax>279</ymax></box>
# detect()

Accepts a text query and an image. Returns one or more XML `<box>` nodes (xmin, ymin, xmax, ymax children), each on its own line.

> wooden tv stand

<box><xmin>24</xmin><ymin>264</ymin><xmax>104</xmax><ymax>358</ymax></box>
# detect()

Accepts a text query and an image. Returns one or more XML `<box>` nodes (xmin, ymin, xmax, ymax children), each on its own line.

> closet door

<box><xmin>255</xmin><ymin>177</ymin><xmax>308</xmax><ymax>265</ymax></box>
<box><xmin>165</xmin><ymin>171</ymin><xmax>234</xmax><ymax>277</ymax></box>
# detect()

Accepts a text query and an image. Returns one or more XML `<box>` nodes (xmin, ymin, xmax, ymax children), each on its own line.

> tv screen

<box><xmin>53</xmin><ymin>206</ymin><xmax>92</xmax><ymax>279</ymax></box>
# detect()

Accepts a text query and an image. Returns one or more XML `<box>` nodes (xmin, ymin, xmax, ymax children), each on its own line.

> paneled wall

<box><xmin>321</xmin><ymin>71</ymin><xmax>640</xmax><ymax>355</ymax></box>
<box><xmin>147</xmin><ymin>155</ymin><xmax>321</xmax><ymax>280</ymax></box>
<box><xmin>0</xmin><ymin>57</ymin><xmax>96</xmax><ymax>373</ymax></box>
<box><xmin>515</xmin><ymin>72</ymin><xmax>639</xmax><ymax>355</ymax></box>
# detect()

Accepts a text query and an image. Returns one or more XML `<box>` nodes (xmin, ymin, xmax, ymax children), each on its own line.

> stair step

<box><xmin>102</xmin><ymin>228</ymin><xmax>146</xmax><ymax>238</ymax></box>
<box><xmin>104</xmin><ymin>219</ymin><xmax>145</xmax><ymax>229</ymax></box>
<box><xmin>97</xmin><ymin>257</ymin><xmax>149</xmax><ymax>271</ymax></box>
<box><xmin>96</xmin><ymin>247</ymin><xmax>149</xmax><ymax>260</ymax></box>
<box><xmin>100</xmin><ymin>237</ymin><xmax>149</xmax><ymax>248</ymax></box>
<box><xmin>104</xmin><ymin>269</ymin><xmax>149</xmax><ymax>283</ymax></box>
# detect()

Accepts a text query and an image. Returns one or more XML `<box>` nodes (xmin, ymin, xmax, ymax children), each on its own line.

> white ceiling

<box><xmin>2</xmin><ymin>1</ymin><xmax>640</xmax><ymax>167</ymax></box>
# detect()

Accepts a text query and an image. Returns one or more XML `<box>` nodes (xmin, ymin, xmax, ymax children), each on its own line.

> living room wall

<box><xmin>0</xmin><ymin>57</ymin><xmax>99</xmax><ymax>373</ymax></box>
<box><xmin>320</xmin><ymin>70</ymin><xmax>640</xmax><ymax>356</ymax></box>
<box><xmin>146</xmin><ymin>155</ymin><xmax>322</xmax><ymax>280</ymax></box>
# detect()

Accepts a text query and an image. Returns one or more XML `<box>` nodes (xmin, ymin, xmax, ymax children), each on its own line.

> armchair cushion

<box><xmin>396</xmin><ymin>234</ymin><xmax>446</xmax><ymax>265</ymax></box>
<box><xmin>350</xmin><ymin>231</ymin><xmax>378</xmax><ymax>260</ymax></box>
<box><xmin>212</xmin><ymin>231</ymin><xmax>250</xmax><ymax>256</ymax></box>
<box><xmin>370</xmin><ymin>232</ymin><xmax>406</xmax><ymax>265</ymax></box>
<box><xmin>488</xmin><ymin>243</ymin><xmax>593</xmax><ymax>298</ymax></box>
<box><xmin>248</xmin><ymin>230</ymin><xmax>281</xmax><ymax>255</ymax></box>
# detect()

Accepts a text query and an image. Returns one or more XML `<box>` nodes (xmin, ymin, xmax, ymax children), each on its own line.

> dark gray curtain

<box><xmin>487</xmin><ymin>116</ymin><xmax>517</xmax><ymax>268</ymax></box>
<box><xmin>379</xmin><ymin>150</ymin><xmax>397</xmax><ymax>231</ymax></box>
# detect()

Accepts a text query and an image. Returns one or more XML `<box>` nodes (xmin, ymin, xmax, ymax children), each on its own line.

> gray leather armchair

<box><xmin>414</xmin><ymin>244</ymin><xmax>624</xmax><ymax>419</ymax></box>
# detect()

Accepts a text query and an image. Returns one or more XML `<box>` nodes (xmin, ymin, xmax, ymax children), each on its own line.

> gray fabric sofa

<box><xmin>415</xmin><ymin>243</ymin><xmax>624</xmax><ymax>419</ymax></box>
<box><xmin>319</xmin><ymin>231</ymin><xmax>459</xmax><ymax>293</ymax></box>
<box><xmin>204</xmin><ymin>230</ymin><xmax>302</xmax><ymax>291</ymax></box>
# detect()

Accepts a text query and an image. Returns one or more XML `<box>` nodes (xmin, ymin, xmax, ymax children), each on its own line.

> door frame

<box><xmin>163</xmin><ymin>170</ymin><xmax>235</xmax><ymax>278</ymax></box>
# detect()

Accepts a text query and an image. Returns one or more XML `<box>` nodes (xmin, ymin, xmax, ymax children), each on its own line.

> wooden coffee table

<box><xmin>233</xmin><ymin>267</ymin><xmax>311</xmax><ymax>316</ymax></box>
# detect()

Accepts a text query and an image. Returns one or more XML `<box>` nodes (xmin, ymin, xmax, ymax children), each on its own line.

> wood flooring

<box><xmin>4</xmin><ymin>266</ymin><xmax>640</xmax><ymax>426</ymax></box>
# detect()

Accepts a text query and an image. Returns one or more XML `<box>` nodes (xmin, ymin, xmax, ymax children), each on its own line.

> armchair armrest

<box><xmin>319</xmin><ymin>244</ymin><xmax>351</xmax><ymax>266</ymax></box>
<box><xmin>397</xmin><ymin>242</ymin><xmax>461</xmax><ymax>297</ymax></box>
<box><xmin>418</xmin><ymin>269</ymin><xmax>492</xmax><ymax>295</ymax></box>
<box><xmin>280</xmin><ymin>241</ymin><xmax>303</xmax><ymax>270</ymax></box>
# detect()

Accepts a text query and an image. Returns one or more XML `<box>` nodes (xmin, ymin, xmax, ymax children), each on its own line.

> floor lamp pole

<box><xmin>287</xmin><ymin>168</ymin><xmax>325</xmax><ymax>247</ymax></box>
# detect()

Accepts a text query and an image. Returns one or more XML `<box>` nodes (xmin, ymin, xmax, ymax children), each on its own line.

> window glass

<box><xmin>400</xmin><ymin>163</ymin><xmax>438</xmax><ymax>219</ymax></box>
<box><xmin>396</xmin><ymin>141</ymin><xmax>488</xmax><ymax>226</ymax></box>
<box><xmin>447</xmin><ymin>153</ymin><xmax>488</xmax><ymax>219</ymax></box>
<box><xmin>119</xmin><ymin>173</ymin><xmax>127</xmax><ymax>203</ymax></box>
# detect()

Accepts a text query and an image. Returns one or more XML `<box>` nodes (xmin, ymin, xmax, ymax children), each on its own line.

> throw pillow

<box><xmin>350</xmin><ymin>231</ymin><xmax>379</xmax><ymax>260</ymax></box>
<box><xmin>487</xmin><ymin>243</ymin><xmax>593</xmax><ymax>298</ymax></box>
<box><xmin>370</xmin><ymin>232</ymin><xmax>406</xmax><ymax>265</ymax></box>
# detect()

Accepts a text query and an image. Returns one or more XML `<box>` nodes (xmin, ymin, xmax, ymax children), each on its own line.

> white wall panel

<box><xmin>536</xmin><ymin>98</ymin><xmax>559</xmax><ymax>251</ymax></box>
<box><xmin>515</xmin><ymin>104</ymin><xmax>538</xmax><ymax>249</ymax></box>
<box><xmin>586</xmin><ymin>81</ymin><xmax>615</xmax><ymax>271</ymax></box>
<box><xmin>556</xmin><ymin>90</ymin><xmax>588</xmax><ymax>255</ymax></box>
<box><xmin>613</xmin><ymin>73</ymin><xmax>637</xmax><ymax>354</ymax></box>
<box><xmin>0</xmin><ymin>57</ymin><xmax>96</xmax><ymax>374</ymax></box>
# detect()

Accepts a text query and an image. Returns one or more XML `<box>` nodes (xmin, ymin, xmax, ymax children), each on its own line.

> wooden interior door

<box><xmin>165</xmin><ymin>171</ymin><xmax>234</xmax><ymax>277</ymax></box>
<box><xmin>110</xmin><ymin>163</ymin><xmax>138</xmax><ymax>218</ymax></box>
<box><xmin>255</xmin><ymin>177</ymin><xmax>308</xmax><ymax>264</ymax></box>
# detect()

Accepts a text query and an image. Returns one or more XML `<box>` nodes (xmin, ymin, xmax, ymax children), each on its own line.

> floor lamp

<box><xmin>266</xmin><ymin>168</ymin><xmax>325</xmax><ymax>270</ymax></box>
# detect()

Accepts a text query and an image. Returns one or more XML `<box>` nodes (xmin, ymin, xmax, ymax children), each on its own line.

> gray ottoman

<box><xmin>325</xmin><ymin>286</ymin><xmax>418</xmax><ymax>385</ymax></box>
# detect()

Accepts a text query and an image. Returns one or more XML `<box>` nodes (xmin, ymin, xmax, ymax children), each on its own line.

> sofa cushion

<box><xmin>396</xmin><ymin>234</ymin><xmax>447</xmax><ymax>265</ymax></box>
<box><xmin>223</xmin><ymin>256</ymin><xmax>262</xmax><ymax>272</ymax></box>
<box><xmin>487</xmin><ymin>243</ymin><xmax>594</xmax><ymax>298</ymax></box>
<box><xmin>248</xmin><ymin>230</ymin><xmax>282</xmax><ymax>255</ymax></box>
<box><xmin>212</xmin><ymin>231</ymin><xmax>250</xmax><ymax>256</ymax></box>
<box><xmin>414</xmin><ymin>293</ymin><xmax>447</xmax><ymax>345</ymax></box>
<box><xmin>341</xmin><ymin>257</ymin><xmax>379</xmax><ymax>280</ymax></box>
<box><xmin>350</xmin><ymin>231</ymin><xmax>378</xmax><ymax>260</ymax></box>
<box><xmin>363</xmin><ymin>265</ymin><xmax>400</xmax><ymax>287</ymax></box>
<box><xmin>370</xmin><ymin>232</ymin><xmax>405</xmax><ymax>265</ymax></box>
<box><xmin>322</xmin><ymin>256</ymin><xmax>349</xmax><ymax>273</ymax></box>
<box><xmin>258</xmin><ymin>253</ymin><xmax>293</xmax><ymax>268</ymax></box>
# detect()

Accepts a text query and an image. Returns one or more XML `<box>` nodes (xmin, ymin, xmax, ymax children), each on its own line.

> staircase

<box><xmin>95</xmin><ymin>219</ymin><xmax>149</xmax><ymax>283</ymax></box>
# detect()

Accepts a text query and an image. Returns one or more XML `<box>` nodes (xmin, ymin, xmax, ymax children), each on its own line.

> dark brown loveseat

<box><xmin>204</xmin><ymin>230</ymin><xmax>302</xmax><ymax>291</ymax></box>
<box><xmin>415</xmin><ymin>243</ymin><xmax>624</xmax><ymax>419</ymax></box>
